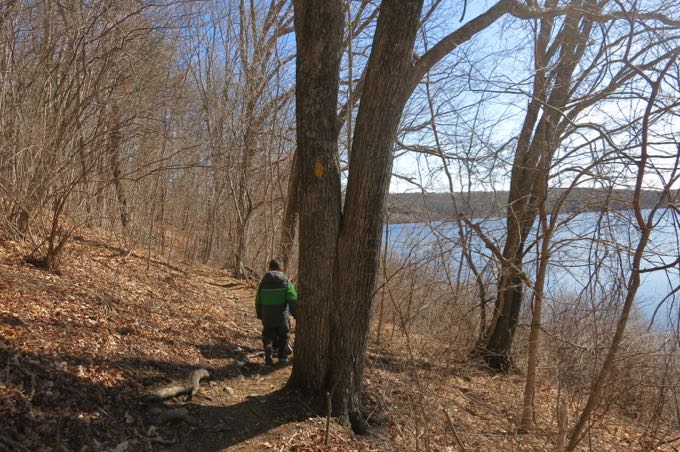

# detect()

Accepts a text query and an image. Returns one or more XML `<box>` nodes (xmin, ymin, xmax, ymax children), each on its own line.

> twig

<box><xmin>287</xmin><ymin>431</ymin><xmax>300</xmax><ymax>444</ymax></box>
<box><xmin>654</xmin><ymin>434</ymin><xmax>680</xmax><ymax>449</ymax></box>
<box><xmin>324</xmin><ymin>391</ymin><xmax>332</xmax><ymax>446</ymax></box>
<box><xmin>443</xmin><ymin>408</ymin><xmax>467</xmax><ymax>451</ymax></box>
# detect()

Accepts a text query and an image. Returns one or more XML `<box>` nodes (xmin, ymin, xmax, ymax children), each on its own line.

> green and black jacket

<box><xmin>255</xmin><ymin>271</ymin><xmax>298</xmax><ymax>327</ymax></box>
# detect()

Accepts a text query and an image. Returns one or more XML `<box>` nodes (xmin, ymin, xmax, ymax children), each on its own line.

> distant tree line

<box><xmin>386</xmin><ymin>188</ymin><xmax>675</xmax><ymax>223</ymax></box>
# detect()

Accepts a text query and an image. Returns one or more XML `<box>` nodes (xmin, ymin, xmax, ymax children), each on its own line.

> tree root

<box><xmin>349</xmin><ymin>409</ymin><xmax>369</xmax><ymax>435</ymax></box>
<box><xmin>148</xmin><ymin>435</ymin><xmax>177</xmax><ymax>446</ymax></box>
<box><xmin>148</xmin><ymin>407</ymin><xmax>197</xmax><ymax>426</ymax></box>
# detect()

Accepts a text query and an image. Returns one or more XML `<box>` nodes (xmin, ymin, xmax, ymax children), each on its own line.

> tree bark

<box><xmin>279</xmin><ymin>1</ymin><xmax>512</xmax><ymax>273</ymax></box>
<box><xmin>291</xmin><ymin>0</ymin><xmax>512</xmax><ymax>427</ymax></box>
<box><xmin>288</xmin><ymin>0</ymin><xmax>344</xmax><ymax>393</ymax></box>
<box><xmin>330</xmin><ymin>0</ymin><xmax>423</xmax><ymax>430</ymax></box>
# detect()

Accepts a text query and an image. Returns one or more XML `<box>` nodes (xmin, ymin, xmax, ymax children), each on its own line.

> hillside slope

<box><xmin>1</xmin><ymin>229</ymin><xmax>677</xmax><ymax>451</ymax></box>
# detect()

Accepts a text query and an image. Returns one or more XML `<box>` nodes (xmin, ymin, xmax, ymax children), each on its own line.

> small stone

<box><xmin>225</xmin><ymin>387</ymin><xmax>234</xmax><ymax>395</ymax></box>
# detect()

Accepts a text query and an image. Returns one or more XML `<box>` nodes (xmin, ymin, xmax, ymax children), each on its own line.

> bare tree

<box><xmin>291</xmin><ymin>0</ymin><xmax>514</xmax><ymax>428</ymax></box>
<box><xmin>479</xmin><ymin>0</ymin><xmax>680</xmax><ymax>371</ymax></box>
<box><xmin>566</xmin><ymin>54</ymin><xmax>679</xmax><ymax>451</ymax></box>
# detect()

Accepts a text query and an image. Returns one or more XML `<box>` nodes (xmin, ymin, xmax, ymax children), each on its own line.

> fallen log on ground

<box><xmin>153</xmin><ymin>368</ymin><xmax>209</xmax><ymax>401</ymax></box>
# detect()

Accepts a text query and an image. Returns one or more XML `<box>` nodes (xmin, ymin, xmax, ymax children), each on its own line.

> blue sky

<box><xmin>386</xmin><ymin>1</ymin><xmax>680</xmax><ymax>193</ymax></box>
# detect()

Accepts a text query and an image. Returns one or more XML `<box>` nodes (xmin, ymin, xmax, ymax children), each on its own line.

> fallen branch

<box><xmin>153</xmin><ymin>368</ymin><xmax>209</xmax><ymax>400</ymax></box>
<box><xmin>443</xmin><ymin>408</ymin><xmax>467</xmax><ymax>451</ymax></box>
<box><xmin>653</xmin><ymin>434</ymin><xmax>680</xmax><ymax>449</ymax></box>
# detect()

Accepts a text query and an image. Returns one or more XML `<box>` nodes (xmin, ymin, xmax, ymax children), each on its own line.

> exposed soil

<box><xmin>0</xmin><ymin>230</ymin><xmax>370</xmax><ymax>451</ymax></box>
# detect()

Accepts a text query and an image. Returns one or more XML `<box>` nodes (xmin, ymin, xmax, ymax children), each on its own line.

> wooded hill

<box><xmin>1</xmin><ymin>0</ymin><xmax>679</xmax><ymax>449</ymax></box>
<box><xmin>386</xmin><ymin>188</ymin><xmax>670</xmax><ymax>223</ymax></box>
<box><xmin>2</xmin><ymin>227</ymin><xmax>678</xmax><ymax>450</ymax></box>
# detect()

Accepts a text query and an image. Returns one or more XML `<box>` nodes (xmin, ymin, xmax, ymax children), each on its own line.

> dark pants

<box><xmin>262</xmin><ymin>325</ymin><xmax>289</xmax><ymax>358</ymax></box>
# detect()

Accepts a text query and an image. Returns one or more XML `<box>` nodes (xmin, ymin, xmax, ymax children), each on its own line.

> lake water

<box><xmin>385</xmin><ymin>209</ymin><xmax>679</xmax><ymax>329</ymax></box>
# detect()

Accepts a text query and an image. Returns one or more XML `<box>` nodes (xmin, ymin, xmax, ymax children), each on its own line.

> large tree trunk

<box><xmin>482</xmin><ymin>131</ymin><xmax>548</xmax><ymax>370</ymax></box>
<box><xmin>290</xmin><ymin>0</ymin><xmax>513</xmax><ymax>429</ymax></box>
<box><xmin>330</xmin><ymin>0</ymin><xmax>423</xmax><ymax>430</ymax></box>
<box><xmin>288</xmin><ymin>0</ymin><xmax>344</xmax><ymax>393</ymax></box>
<box><xmin>480</xmin><ymin>110</ymin><xmax>548</xmax><ymax>370</ymax></box>
<box><xmin>281</xmin><ymin>0</ymin><xmax>513</xmax><ymax>279</ymax></box>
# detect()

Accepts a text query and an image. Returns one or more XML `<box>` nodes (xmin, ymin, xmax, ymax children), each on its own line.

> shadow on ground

<box><xmin>167</xmin><ymin>388</ymin><xmax>311</xmax><ymax>451</ymax></box>
<box><xmin>0</xmin><ymin>338</ymin><xmax>313</xmax><ymax>451</ymax></box>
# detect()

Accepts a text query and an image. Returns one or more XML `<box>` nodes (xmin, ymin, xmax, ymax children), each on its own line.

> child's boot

<box><xmin>264</xmin><ymin>344</ymin><xmax>274</xmax><ymax>365</ymax></box>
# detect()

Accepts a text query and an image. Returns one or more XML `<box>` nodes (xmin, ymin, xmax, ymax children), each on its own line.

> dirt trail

<box><xmin>161</xmin><ymin>279</ymin><xmax>310</xmax><ymax>451</ymax></box>
<box><xmin>0</xmin><ymin>233</ymin><xmax>341</xmax><ymax>451</ymax></box>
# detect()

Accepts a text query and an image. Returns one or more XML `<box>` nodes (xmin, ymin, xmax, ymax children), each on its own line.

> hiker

<box><xmin>255</xmin><ymin>258</ymin><xmax>298</xmax><ymax>365</ymax></box>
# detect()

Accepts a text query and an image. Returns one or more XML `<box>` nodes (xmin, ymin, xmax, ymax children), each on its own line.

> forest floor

<box><xmin>1</xmin><ymin>227</ymin><xmax>678</xmax><ymax>451</ymax></box>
